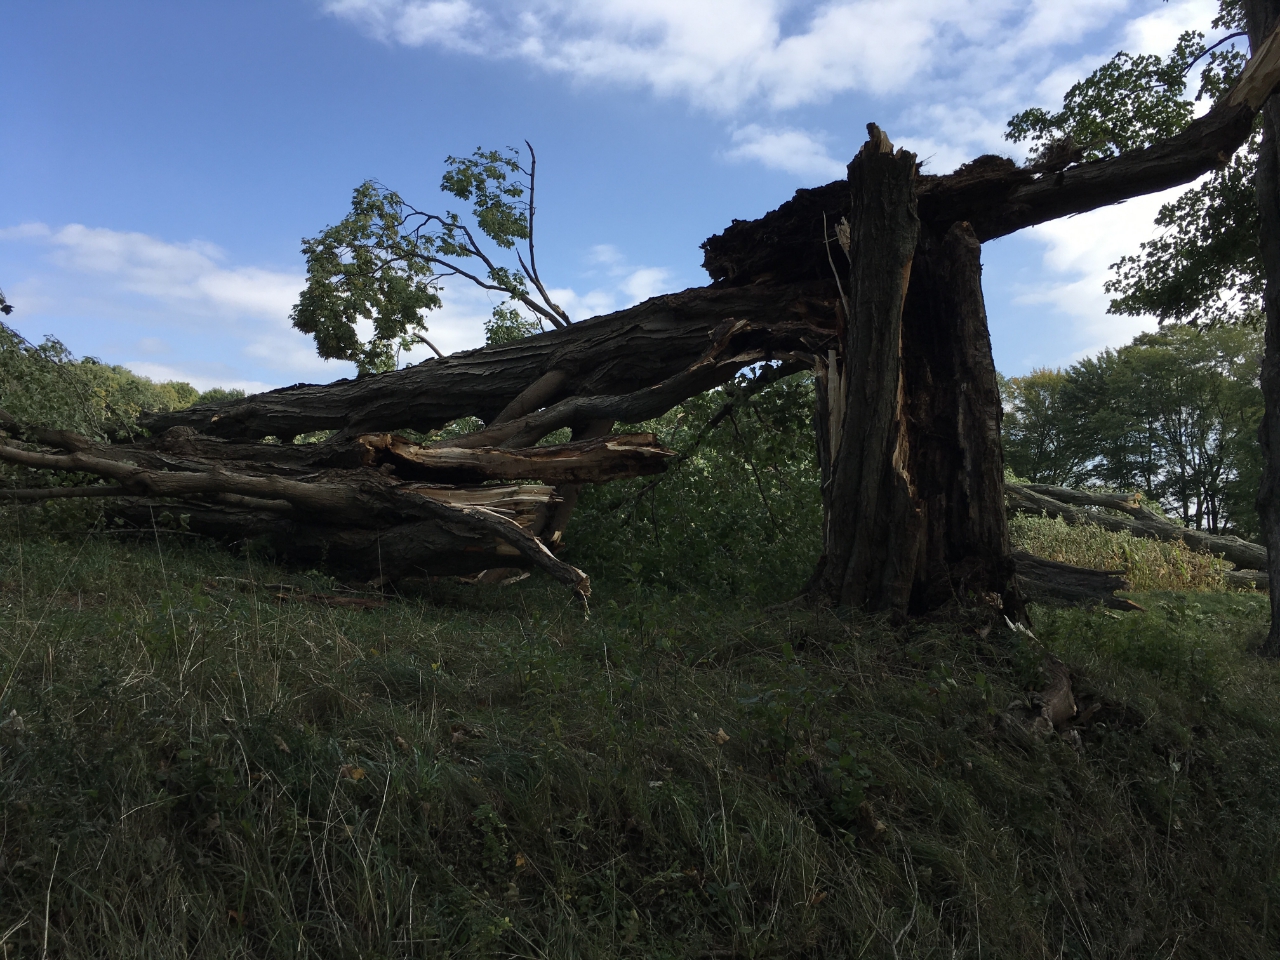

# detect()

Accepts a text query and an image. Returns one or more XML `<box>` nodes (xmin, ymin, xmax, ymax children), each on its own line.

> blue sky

<box><xmin>0</xmin><ymin>0</ymin><xmax>1226</xmax><ymax>392</ymax></box>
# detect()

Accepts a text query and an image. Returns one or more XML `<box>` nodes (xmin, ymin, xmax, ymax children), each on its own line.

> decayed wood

<box><xmin>813</xmin><ymin>132</ymin><xmax>923</xmax><ymax>613</ymax></box>
<box><xmin>361</xmin><ymin>432</ymin><xmax>671</xmax><ymax>484</ymax></box>
<box><xmin>1225</xmin><ymin>568</ymin><xmax>1270</xmax><ymax>589</ymax></box>
<box><xmin>1013</xmin><ymin>551</ymin><xmax>1143</xmax><ymax>612</ymax></box>
<box><xmin>0</xmin><ymin>416</ymin><xmax>592</xmax><ymax>594</ymax></box>
<box><xmin>898</xmin><ymin>220</ymin><xmax>1025</xmax><ymax>617</ymax></box>
<box><xmin>1</xmin><ymin>407</ymin><xmax>673</xmax><ymax>487</ymax></box>
<box><xmin>1006</xmin><ymin>482</ymin><xmax>1268</xmax><ymax>571</ymax></box>
<box><xmin>810</xmin><ymin>128</ymin><xmax>1024</xmax><ymax>618</ymax></box>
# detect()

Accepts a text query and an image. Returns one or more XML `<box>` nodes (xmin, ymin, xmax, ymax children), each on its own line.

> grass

<box><xmin>1010</xmin><ymin>512</ymin><xmax>1234</xmax><ymax>592</ymax></box>
<box><xmin>2</xmin><ymin>523</ymin><xmax>1280</xmax><ymax>958</ymax></box>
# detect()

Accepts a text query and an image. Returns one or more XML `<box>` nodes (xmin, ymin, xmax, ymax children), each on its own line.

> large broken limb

<box><xmin>140</xmin><ymin>285</ymin><xmax>834</xmax><ymax>441</ymax></box>
<box><xmin>0</xmin><ymin>421</ymin><xmax>593</xmax><ymax>594</ymax></box>
<box><xmin>364</xmin><ymin>433</ymin><xmax>670</xmax><ymax>484</ymax></box>
<box><xmin>702</xmin><ymin>21</ymin><xmax>1280</xmax><ymax>289</ymax></box>
<box><xmin>1006</xmin><ymin>482</ymin><xmax>1267</xmax><ymax>571</ymax></box>
<box><xmin>0</xmin><ymin>406</ymin><xmax>673</xmax><ymax>487</ymax></box>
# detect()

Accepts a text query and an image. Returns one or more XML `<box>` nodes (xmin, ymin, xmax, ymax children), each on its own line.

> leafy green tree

<box><xmin>292</xmin><ymin>144</ymin><xmax>565</xmax><ymax>376</ymax></box>
<box><xmin>1002</xmin><ymin>325</ymin><xmax>1263</xmax><ymax>535</ymax></box>
<box><xmin>1006</xmin><ymin>1</ymin><xmax>1257</xmax><ymax>325</ymax></box>
<box><xmin>0</xmin><ymin>322</ymin><xmax>221</xmax><ymax>437</ymax></box>
<box><xmin>999</xmin><ymin>369</ymin><xmax>1087</xmax><ymax>484</ymax></box>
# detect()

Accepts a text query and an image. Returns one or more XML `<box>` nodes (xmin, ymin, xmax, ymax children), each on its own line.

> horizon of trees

<box><xmin>1000</xmin><ymin>322</ymin><xmax>1264</xmax><ymax>537</ymax></box>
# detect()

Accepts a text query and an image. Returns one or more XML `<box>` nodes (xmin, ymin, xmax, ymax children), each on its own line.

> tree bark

<box><xmin>1012</xmin><ymin>552</ymin><xmax>1141</xmax><ymax>612</ymax></box>
<box><xmin>901</xmin><ymin>220</ymin><xmax>1025</xmax><ymax>618</ymax></box>
<box><xmin>812</xmin><ymin>135</ymin><xmax>926</xmax><ymax>613</ymax></box>
<box><xmin>140</xmin><ymin>285</ymin><xmax>835</xmax><ymax>441</ymax></box>
<box><xmin>812</xmin><ymin>130</ymin><xmax>1024</xmax><ymax>619</ymax></box>
<box><xmin>1247</xmin><ymin>0</ymin><xmax>1280</xmax><ymax>652</ymax></box>
<box><xmin>0</xmin><ymin>413</ymin><xmax>687</xmax><ymax>593</ymax></box>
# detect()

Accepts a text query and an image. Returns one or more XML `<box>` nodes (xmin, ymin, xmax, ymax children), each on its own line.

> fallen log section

<box><xmin>1006</xmin><ymin>482</ymin><xmax>1268</xmax><ymax>573</ymax></box>
<box><xmin>1013</xmin><ymin>552</ymin><xmax>1143</xmax><ymax>612</ymax></box>
<box><xmin>0</xmin><ymin>410</ymin><xmax>681</xmax><ymax>594</ymax></box>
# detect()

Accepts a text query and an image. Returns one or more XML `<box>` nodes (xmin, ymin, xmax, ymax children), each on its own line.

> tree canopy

<box><xmin>1002</xmin><ymin>324</ymin><xmax>1263</xmax><ymax>536</ymax></box>
<box><xmin>1006</xmin><ymin>0</ymin><xmax>1258</xmax><ymax>325</ymax></box>
<box><xmin>291</xmin><ymin>144</ymin><xmax>562</xmax><ymax>376</ymax></box>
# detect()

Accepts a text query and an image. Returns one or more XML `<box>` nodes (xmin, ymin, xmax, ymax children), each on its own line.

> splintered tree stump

<box><xmin>812</xmin><ymin>127</ymin><xmax>1025</xmax><ymax>620</ymax></box>
<box><xmin>812</xmin><ymin>132</ymin><xmax>924</xmax><ymax>612</ymax></box>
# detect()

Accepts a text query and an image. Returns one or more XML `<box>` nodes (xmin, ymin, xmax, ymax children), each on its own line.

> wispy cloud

<box><xmin>0</xmin><ymin>222</ymin><xmax>329</xmax><ymax>387</ymax></box>
<box><xmin>725</xmin><ymin>124</ymin><xmax>845</xmax><ymax>179</ymax></box>
<box><xmin>323</xmin><ymin>0</ymin><xmax>1114</xmax><ymax>114</ymax></box>
<box><xmin>323</xmin><ymin>0</ymin><xmax>1228</xmax><ymax>179</ymax></box>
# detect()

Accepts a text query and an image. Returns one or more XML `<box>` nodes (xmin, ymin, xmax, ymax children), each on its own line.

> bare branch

<box><xmin>521</xmin><ymin>142</ymin><xmax>573</xmax><ymax>326</ymax></box>
<box><xmin>409</xmin><ymin>331</ymin><xmax>446</xmax><ymax>359</ymax></box>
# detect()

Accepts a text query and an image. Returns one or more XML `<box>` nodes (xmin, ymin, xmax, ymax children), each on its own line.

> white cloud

<box><xmin>725</xmin><ymin>124</ymin><xmax>845</xmax><ymax>179</ymax></box>
<box><xmin>1</xmin><ymin>222</ymin><xmax>333</xmax><ymax>385</ymax></box>
<box><xmin>29</xmin><ymin>223</ymin><xmax>304</xmax><ymax>322</ymax></box>
<box><xmin>325</xmin><ymin>0</ymin><xmax>1144</xmax><ymax>113</ymax></box>
<box><xmin>323</xmin><ymin>0</ymin><xmax>1236</xmax><ymax>184</ymax></box>
<box><xmin>1015</xmin><ymin>183</ymin><xmax>1196</xmax><ymax>360</ymax></box>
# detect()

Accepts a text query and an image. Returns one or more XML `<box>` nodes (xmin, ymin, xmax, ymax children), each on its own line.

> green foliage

<box><xmin>1107</xmin><ymin>139</ymin><xmax>1261</xmax><ymax>324</ymax></box>
<box><xmin>0</xmin><ymin>322</ymin><xmax>208</xmax><ymax>438</ymax></box>
<box><xmin>484</xmin><ymin>303</ymin><xmax>542</xmax><ymax>345</ymax></box>
<box><xmin>998</xmin><ymin>368</ymin><xmax>1084</xmax><ymax>485</ymax></box>
<box><xmin>1006</xmin><ymin>1</ymin><xmax>1258</xmax><ymax>326</ymax></box>
<box><xmin>1009</xmin><ymin>513</ymin><xmax>1230</xmax><ymax>592</ymax></box>
<box><xmin>1006</xmin><ymin>30</ymin><xmax>1204</xmax><ymax>162</ymax></box>
<box><xmin>568</xmin><ymin>368</ymin><xmax>822</xmax><ymax>601</ymax></box>
<box><xmin>1002</xmin><ymin>324</ymin><xmax>1263</xmax><ymax>535</ymax></box>
<box><xmin>439</xmin><ymin>147</ymin><xmax>530</xmax><ymax>249</ymax></box>
<box><xmin>292</xmin><ymin>145</ymin><xmax>564</xmax><ymax>374</ymax></box>
<box><xmin>290</xmin><ymin>181</ymin><xmax>444</xmax><ymax>376</ymax></box>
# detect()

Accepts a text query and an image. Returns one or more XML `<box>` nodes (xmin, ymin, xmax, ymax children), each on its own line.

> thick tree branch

<box><xmin>702</xmin><ymin>19</ymin><xmax>1280</xmax><ymax>288</ymax></box>
<box><xmin>141</xmin><ymin>284</ymin><xmax>835</xmax><ymax>441</ymax></box>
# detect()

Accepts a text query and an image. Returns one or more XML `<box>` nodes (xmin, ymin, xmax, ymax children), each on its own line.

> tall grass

<box><xmin>2</xmin><ymin>528</ymin><xmax>1279</xmax><ymax>958</ymax></box>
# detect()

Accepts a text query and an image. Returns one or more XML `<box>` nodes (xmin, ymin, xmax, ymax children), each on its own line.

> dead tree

<box><xmin>9</xmin><ymin>23</ymin><xmax>1280</xmax><ymax>611</ymax></box>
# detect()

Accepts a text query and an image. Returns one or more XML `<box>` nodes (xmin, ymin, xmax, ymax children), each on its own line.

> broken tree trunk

<box><xmin>811</xmin><ymin>129</ymin><xmax>1024</xmax><ymax>620</ymax></box>
<box><xmin>1006</xmin><ymin>482</ymin><xmax>1269</xmax><ymax>571</ymax></box>
<box><xmin>140</xmin><ymin>286</ymin><xmax>836</xmax><ymax>441</ymax></box>
<box><xmin>30</xmin><ymin>21</ymin><xmax>1278</xmax><ymax>613</ymax></box>
<box><xmin>1013</xmin><ymin>552</ymin><xmax>1142</xmax><ymax>612</ymax></box>
<box><xmin>1247</xmin><ymin>0</ymin><xmax>1280</xmax><ymax>650</ymax></box>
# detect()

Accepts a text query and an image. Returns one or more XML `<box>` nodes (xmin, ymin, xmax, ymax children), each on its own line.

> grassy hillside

<box><xmin>1</xmin><ymin>528</ymin><xmax>1278</xmax><ymax>959</ymax></box>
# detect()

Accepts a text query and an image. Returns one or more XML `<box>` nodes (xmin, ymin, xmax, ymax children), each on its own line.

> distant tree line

<box><xmin>0</xmin><ymin>322</ymin><xmax>244</xmax><ymax>439</ymax></box>
<box><xmin>1000</xmin><ymin>323</ymin><xmax>1263</xmax><ymax>537</ymax></box>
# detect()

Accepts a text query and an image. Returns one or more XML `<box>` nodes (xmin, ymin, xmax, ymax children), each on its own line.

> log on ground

<box><xmin>1006</xmin><ymin>482</ymin><xmax>1267</xmax><ymax>571</ymax></box>
<box><xmin>1013</xmin><ymin>552</ymin><xmax>1143</xmax><ymax>612</ymax></box>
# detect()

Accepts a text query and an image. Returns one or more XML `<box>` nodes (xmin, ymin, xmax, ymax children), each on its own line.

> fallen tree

<box><xmin>0</xmin><ymin>410</ymin><xmax>680</xmax><ymax>593</ymax></box>
<box><xmin>11</xmin><ymin>21</ymin><xmax>1280</xmax><ymax>615</ymax></box>
<box><xmin>1006</xmin><ymin>482</ymin><xmax>1269</xmax><ymax>571</ymax></box>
